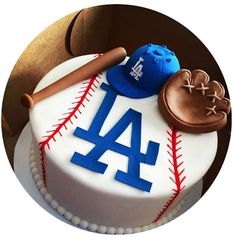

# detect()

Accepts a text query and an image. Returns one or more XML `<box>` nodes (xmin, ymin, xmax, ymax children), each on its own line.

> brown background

<box><xmin>1</xmin><ymin>5</ymin><xmax>231</xmax><ymax>194</ymax></box>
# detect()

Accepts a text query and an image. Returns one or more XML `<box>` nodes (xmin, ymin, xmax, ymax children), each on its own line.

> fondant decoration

<box><xmin>107</xmin><ymin>43</ymin><xmax>180</xmax><ymax>98</ymax></box>
<box><xmin>21</xmin><ymin>47</ymin><xmax>127</xmax><ymax>108</ymax></box>
<box><xmin>152</xmin><ymin>127</ymin><xmax>185</xmax><ymax>222</ymax></box>
<box><xmin>158</xmin><ymin>69</ymin><xmax>231</xmax><ymax>133</ymax></box>
<box><xmin>30</xmin><ymin>54</ymin><xmax>217</xmax><ymax>230</ymax></box>
<box><xmin>71</xmin><ymin>82</ymin><xmax>160</xmax><ymax>192</ymax></box>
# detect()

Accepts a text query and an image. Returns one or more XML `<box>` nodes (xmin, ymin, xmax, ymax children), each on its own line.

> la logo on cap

<box><xmin>107</xmin><ymin>43</ymin><xmax>180</xmax><ymax>98</ymax></box>
<box><xmin>130</xmin><ymin>57</ymin><xmax>144</xmax><ymax>81</ymax></box>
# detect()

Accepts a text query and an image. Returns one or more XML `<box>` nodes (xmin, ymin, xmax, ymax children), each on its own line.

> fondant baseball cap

<box><xmin>107</xmin><ymin>43</ymin><xmax>180</xmax><ymax>98</ymax></box>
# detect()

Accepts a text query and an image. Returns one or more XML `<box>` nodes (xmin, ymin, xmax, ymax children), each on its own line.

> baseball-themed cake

<box><xmin>22</xmin><ymin>44</ymin><xmax>230</xmax><ymax>234</ymax></box>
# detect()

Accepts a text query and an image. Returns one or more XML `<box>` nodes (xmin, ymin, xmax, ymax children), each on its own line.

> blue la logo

<box><xmin>71</xmin><ymin>82</ymin><xmax>160</xmax><ymax>192</ymax></box>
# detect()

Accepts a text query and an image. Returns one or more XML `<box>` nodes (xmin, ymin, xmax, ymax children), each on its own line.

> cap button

<box><xmin>144</xmin><ymin>49</ymin><xmax>151</xmax><ymax>55</ymax></box>
<box><xmin>153</xmin><ymin>57</ymin><xmax>160</xmax><ymax>63</ymax></box>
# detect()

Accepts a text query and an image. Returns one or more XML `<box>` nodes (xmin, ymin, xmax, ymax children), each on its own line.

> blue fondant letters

<box><xmin>71</xmin><ymin>83</ymin><xmax>159</xmax><ymax>192</ymax></box>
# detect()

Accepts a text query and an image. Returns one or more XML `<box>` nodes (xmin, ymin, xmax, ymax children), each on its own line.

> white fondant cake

<box><xmin>29</xmin><ymin>54</ymin><xmax>217</xmax><ymax>232</ymax></box>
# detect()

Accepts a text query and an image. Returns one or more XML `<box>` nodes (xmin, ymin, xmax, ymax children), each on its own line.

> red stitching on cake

<box><xmin>152</xmin><ymin>127</ymin><xmax>186</xmax><ymax>223</ymax></box>
<box><xmin>38</xmin><ymin>54</ymin><xmax>102</xmax><ymax>185</ymax></box>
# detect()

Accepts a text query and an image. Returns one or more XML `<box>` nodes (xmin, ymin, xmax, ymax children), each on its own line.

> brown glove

<box><xmin>158</xmin><ymin>69</ymin><xmax>231</xmax><ymax>133</ymax></box>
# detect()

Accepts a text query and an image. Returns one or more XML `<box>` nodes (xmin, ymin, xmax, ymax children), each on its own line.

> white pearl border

<box><xmin>29</xmin><ymin>144</ymin><xmax>187</xmax><ymax>234</ymax></box>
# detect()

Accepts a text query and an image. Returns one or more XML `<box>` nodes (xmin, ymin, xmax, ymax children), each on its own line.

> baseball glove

<box><xmin>158</xmin><ymin>69</ymin><xmax>231</xmax><ymax>133</ymax></box>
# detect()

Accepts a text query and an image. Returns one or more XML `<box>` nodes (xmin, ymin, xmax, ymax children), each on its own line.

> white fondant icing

<box><xmin>45</xmin><ymin>194</ymin><xmax>53</xmax><ymax>203</ymax></box>
<box><xmin>40</xmin><ymin>187</ymin><xmax>47</xmax><ymax>196</ymax></box>
<box><xmin>57</xmin><ymin>206</ymin><xmax>66</xmax><ymax>216</ymax></box>
<box><xmin>34</xmin><ymin>174</ymin><xmax>41</xmax><ymax>182</ymax></box>
<box><xmin>116</xmin><ymin>227</ymin><xmax>124</xmax><ymax>234</ymax></box>
<box><xmin>51</xmin><ymin>200</ymin><xmax>59</xmax><ymax>209</ymax></box>
<box><xmin>80</xmin><ymin>220</ymin><xmax>89</xmax><ymax>229</ymax></box>
<box><xmin>30</xmin><ymin>142</ymin><xmax>190</xmax><ymax>233</ymax></box>
<box><xmin>107</xmin><ymin>227</ymin><xmax>117</xmax><ymax>234</ymax></box>
<box><xmin>97</xmin><ymin>226</ymin><xmax>107</xmax><ymax>234</ymax></box>
<box><xmin>88</xmin><ymin>223</ymin><xmax>98</xmax><ymax>232</ymax></box>
<box><xmin>71</xmin><ymin>216</ymin><xmax>81</xmax><ymax>225</ymax></box>
<box><xmin>64</xmin><ymin>211</ymin><xmax>73</xmax><ymax>220</ymax></box>
<box><xmin>29</xmin><ymin>54</ymin><xmax>217</xmax><ymax>230</ymax></box>
<box><xmin>36</xmin><ymin>180</ymin><xmax>43</xmax><ymax>189</ymax></box>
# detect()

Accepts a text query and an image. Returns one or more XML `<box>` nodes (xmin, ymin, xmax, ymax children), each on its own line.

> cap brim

<box><xmin>107</xmin><ymin>65</ymin><xmax>153</xmax><ymax>99</ymax></box>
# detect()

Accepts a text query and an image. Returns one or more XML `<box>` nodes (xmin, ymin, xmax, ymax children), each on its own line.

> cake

<box><xmin>26</xmin><ymin>44</ymin><xmax>226</xmax><ymax>234</ymax></box>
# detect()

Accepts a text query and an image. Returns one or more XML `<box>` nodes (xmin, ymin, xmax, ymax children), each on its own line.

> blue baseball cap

<box><xmin>107</xmin><ymin>43</ymin><xmax>180</xmax><ymax>98</ymax></box>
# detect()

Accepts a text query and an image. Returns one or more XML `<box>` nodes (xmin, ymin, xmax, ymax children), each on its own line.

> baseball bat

<box><xmin>21</xmin><ymin>47</ymin><xmax>127</xmax><ymax>108</ymax></box>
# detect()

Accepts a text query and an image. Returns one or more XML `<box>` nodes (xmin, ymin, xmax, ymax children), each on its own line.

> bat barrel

<box><xmin>21</xmin><ymin>47</ymin><xmax>127</xmax><ymax>108</ymax></box>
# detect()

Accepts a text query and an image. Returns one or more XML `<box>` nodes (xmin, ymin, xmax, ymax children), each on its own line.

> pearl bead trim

<box><xmin>29</xmin><ymin>144</ymin><xmax>186</xmax><ymax>234</ymax></box>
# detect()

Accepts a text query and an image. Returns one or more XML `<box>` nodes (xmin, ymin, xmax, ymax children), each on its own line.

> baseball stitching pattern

<box><xmin>38</xmin><ymin>55</ymin><xmax>102</xmax><ymax>185</ymax></box>
<box><xmin>37</xmin><ymin>56</ymin><xmax>186</xmax><ymax>224</ymax></box>
<box><xmin>152</xmin><ymin>127</ymin><xmax>186</xmax><ymax>222</ymax></box>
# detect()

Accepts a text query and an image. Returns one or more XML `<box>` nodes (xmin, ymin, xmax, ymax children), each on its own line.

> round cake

<box><xmin>29</xmin><ymin>49</ymin><xmax>218</xmax><ymax>233</ymax></box>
